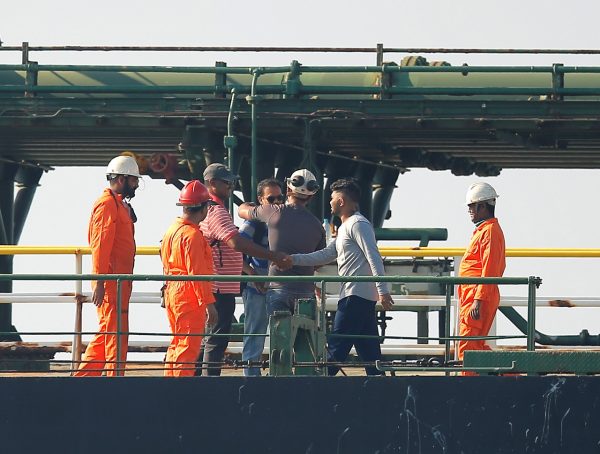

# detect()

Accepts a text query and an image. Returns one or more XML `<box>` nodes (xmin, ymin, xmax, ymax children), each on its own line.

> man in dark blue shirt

<box><xmin>239</xmin><ymin>178</ymin><xmax>285</xmax><ymax>376</ymax></box>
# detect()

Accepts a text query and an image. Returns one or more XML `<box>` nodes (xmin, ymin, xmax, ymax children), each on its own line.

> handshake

<box><xmin>270</xmin><ymin>251</ymin><xmax>294</xmax><ymax>271</ymax></box>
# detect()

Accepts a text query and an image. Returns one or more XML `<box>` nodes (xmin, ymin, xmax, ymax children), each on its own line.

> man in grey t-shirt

<box><xmin>280</xmin><ymin>178</ymin><xmax>393</xmax><ymax>376</ymax></box>
<box><xmin>238</xmin><ymin>169</ymin><xmax>326</xmax><ymax>315</ymax></box>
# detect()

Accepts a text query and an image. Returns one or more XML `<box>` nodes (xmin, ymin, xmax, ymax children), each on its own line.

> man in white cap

<box><xmin>457</xmin><ymin>182</ymin><xmax>506</xmax><ymax>374</ymax></box>
<box><xmin>238</xmin><ymin>169</ymin><xmax>326</xmax><ymax>315</ymax></box>
<box><xmin>75</xmin><ymin>155</ymin><xmax>141</xmax><ymax>377</ymax></box>
<box><xmin>280</xmin><ymin>178</ymin><xmax>394</xmax><ymax>376</ymax></box>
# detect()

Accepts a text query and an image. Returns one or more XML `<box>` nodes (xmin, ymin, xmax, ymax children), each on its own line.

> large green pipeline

<box><xmin>1</xmin><ymin>62</ymin><xmax>600</xmax><ymax>100</ymax></box>
<box><xmin>374</xmin><ymin>228</ymin><xmax>447</xmax><ymax>247</ymax></box>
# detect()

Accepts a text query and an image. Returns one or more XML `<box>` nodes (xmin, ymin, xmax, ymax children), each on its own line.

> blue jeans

<box><xmin>266</xmin><ymin>288</ymin><xmax>314</xmax><ymax>315</ymax></box>
<box><xmin>242</xmin><ymin>288</ymin><xmax>268</xmax><ymax>376</ymax></box>
<box><xmin>327</xmin><ymin>295</ymin><xmax>384</xmax><ymax>376</ymax></box>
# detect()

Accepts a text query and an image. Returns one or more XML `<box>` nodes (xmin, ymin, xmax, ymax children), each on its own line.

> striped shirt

<box><xmin>200</xmin><ymin>194</ymin><xmax>243</xmax><ymax>294</ymax></box>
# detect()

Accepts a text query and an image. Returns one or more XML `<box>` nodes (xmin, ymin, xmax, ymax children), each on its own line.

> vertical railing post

<box><xmin>452</xmin><ymin>255</ymin><xmax>462</xmax><ymax>360</ymax></box>
<box><xmin>116</xmin><ymin>278</ymin><xmax>123</xmax><ymax>375</ymax></box>
<box><xmin>70</xmin><ymin>252</ymin><xmax>83</xmax><ymax>374</ymax></box>
<box><xmin>444</xmin><ymin>283</ymin><xmax>452</xmax><ymax>375</ymax></box>
<box><xmin>376</xmin><ymin>43</ymin><xmax>384</xmax><ymax>66</ymax></box>
<box><xmin>320</xmin><ymin>280</ymin><xmax>327</xmax><ymax>375</ymax></box>
<box><xmin>527</xmin><ymin>276</ymin><xmax>537</xmax><ymax>352</ymax></box>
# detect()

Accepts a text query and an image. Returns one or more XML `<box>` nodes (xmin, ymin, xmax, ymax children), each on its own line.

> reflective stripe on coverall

<box><xmin>161</xmin><ymin>218</ymin><xmax>215</xmax><ymax>377</ymax></box>
<box><xmin>457</xmin><ymin>218</ymin><xmax>506</xmax><ymax>369</ymax></box>
<box><xmin>74</xmin><ymin>188</ymin><xmax>135</xmax><ymax>377</ymax></box>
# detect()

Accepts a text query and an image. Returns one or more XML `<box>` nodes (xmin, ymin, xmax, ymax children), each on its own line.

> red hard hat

<box><xmin>177</xmin><ymin>180</ymin><xmax>211</xmax><ymax>207</ymax></box>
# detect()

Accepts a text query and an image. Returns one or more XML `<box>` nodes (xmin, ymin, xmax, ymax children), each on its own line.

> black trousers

<box><xmin>196</xmin><ymin>292</ymin><xmax>236</xmax><ymax>376</ymax></box>
<box><xmin>327</xmin><ymin>295</ymin><xmax>384</xmax><ymax>376</ymax></box>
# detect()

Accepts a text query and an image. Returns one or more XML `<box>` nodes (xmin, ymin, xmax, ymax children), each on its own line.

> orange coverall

<box><xmin>457</xmin><ymin>218</ymin><xmax>506</xmax><ymax>367</ymax></box>
<box><xmin>161</xmin><ymin>218</ymin><xmax>215</xmax><ymax>377</ymax></box>
<box><xmin>74</xmin><ymin>188</ymin><xmax>135</xmax><ymax>377</ymax></box>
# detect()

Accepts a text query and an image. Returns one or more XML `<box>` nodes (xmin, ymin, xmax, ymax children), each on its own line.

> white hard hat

<box><xmin>466</xmin><ymin>182</ymin><xmax>498</xmax><ymax>206</ymax></box>
<box><xmin>286</xmin><ymin>169</ymin><xmax>319</xmax><ymax>196</ymax></box>
<box><xmin>106</xmin><ymin>155</ymin><xmax>142</xmax><ymax>178</ymax></box>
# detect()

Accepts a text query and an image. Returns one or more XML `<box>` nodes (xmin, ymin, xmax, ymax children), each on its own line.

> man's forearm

<box><xmin>237</xmin><ymin>202</ymin><xmax>256</xmax><ymax>220</ymax></box>
<box><xmin>228</xmin><ymin>234</ymin><xmax>272</xmax><ymax>260</ymax></box>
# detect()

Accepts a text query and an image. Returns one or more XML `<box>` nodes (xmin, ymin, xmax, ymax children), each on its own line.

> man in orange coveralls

<box><xmin>457</xmin><ymin>182</ymin><xmax>506</xmax><ymax>372</ymax></box>
<box><xmin>161</xmin><ymin>180</ymin><xmax>218</xmax><ymax>376</ymax></box>
<box><xmin>74</xmin><ymin>155</ymin><xmax>141</xmax><ymax>377</ymax></box>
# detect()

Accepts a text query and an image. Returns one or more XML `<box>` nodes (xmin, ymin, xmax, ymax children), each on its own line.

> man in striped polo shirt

<box><xmin>199</xmin><ymin>163</ymin><xmax>284</xmax><ymax>376</ymax></box>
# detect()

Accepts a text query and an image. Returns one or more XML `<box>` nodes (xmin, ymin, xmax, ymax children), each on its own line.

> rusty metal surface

<box><xmin>0</xmin><ymin>341</ymin><xmax>69</xmax><ymax>354</ymax></box>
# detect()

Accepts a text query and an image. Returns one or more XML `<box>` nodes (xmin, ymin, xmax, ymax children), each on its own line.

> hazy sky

<box><xmin>2</xmin><ymin>0</ymin><xmax>600</xmax><ymax>342</ymax></box>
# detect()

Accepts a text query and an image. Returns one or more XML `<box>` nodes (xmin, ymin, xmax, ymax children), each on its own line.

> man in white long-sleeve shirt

<box><xmin>281</xmin><ymin>178</ymin><xmax>393</xmax><ymax>376</ymax></box>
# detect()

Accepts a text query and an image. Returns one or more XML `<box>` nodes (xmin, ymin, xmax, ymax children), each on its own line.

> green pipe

<box><xmin>0</xmin><ymin>273</ymin><xmax>536</xmax><ymax>285</ymax></box>
<box><xmin>0</xmin><ymin>64</ymin><xmax>256</xmax><ymax>74</ymax></box>
<box><xmin>376</xmin><ymin>362</ymin><xmax>516</xmax><ymax>373</ymax></box>
<box><xmin>374</xmin><ymin>228</ymin><xmax>447</xmax><ymax>244</ymax></box>
<box><xmin>303</xmin><ymin>86</ymin><xmax>600</xmax><ymax>96</ymax></box>
<box><xmin>249</xmin><ymin>70</ymin><xmax>261</xmax><ymax>202</ymax></box>
<box><xmin>2</xmin><ymin>63</ymin><xmax>600</xmax><ymax>74</ymax></box>
<box><xmin>0</xmin><ymin>85</ymin><xmax>559</xmax><ymax>96</ymax></box>
<box><xmin>0</xmin><ymin>330</ymin><xmax>523</xmax><ymax>341</ymax></box>
<box><xmin>0</xmin><ymin>330</ymin><xmax>263</xmax><ymax>337</ymax></box>
<box><xmin>329</xmin><ymin>333</ymin><xmax>524</xmax><ymax>341</ymax></box>
<box><xmin>499</xmin><ymin>306</ymin><xmax>600</xmax><ymax>346</ymax></box>
<box><xmin>226</xmin><ymin>89</ymin><xmax>238</xmax><ymax>214</ymax></box>
<box><xmin>300</xmin><ymin>65</ymin><xmax>555</xmax><ymax>73</ymax></box>
<box><xmin>2</xmin><ymin>83</ymin><xmax>600</xmax><ymax>97</ymax></box>
<box><xmin>0</xmin><ymin>84</ymin><xmax>284</xmax><ymax>95</ymax></box>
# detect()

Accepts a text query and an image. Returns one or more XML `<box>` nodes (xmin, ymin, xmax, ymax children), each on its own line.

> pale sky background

<box><xmin>2</xmin><ymin>0</ymin><xmax>600</xmax><ymax>348</ymax></box>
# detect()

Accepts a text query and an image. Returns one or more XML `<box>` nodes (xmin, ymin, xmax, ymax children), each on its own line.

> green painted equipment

<box><xmin>269</xmin><ymin>299</ymin><xmax>327</xmax><ymax>376</ymax></box>
<box><xmin>464</xmin><ymin>350</ymin><xmax>600</xmax><ymax>375</ymax></box>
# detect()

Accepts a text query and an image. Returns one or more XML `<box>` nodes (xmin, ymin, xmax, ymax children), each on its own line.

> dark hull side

<box><xmin>2</xmin><ymin>376</ymin><xmax>598</xmax><ymax>453</ymax></box>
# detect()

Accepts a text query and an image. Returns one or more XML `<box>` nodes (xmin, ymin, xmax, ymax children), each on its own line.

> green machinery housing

<box><xmin>2</xmin><ymin>43</ymin><xmax>600</xmax><ymax>338</ymax></box>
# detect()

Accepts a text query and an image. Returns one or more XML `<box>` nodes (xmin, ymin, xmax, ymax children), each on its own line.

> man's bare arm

<box><xmin>227</xmin><ymin>233</ymin><xmax>285</xmax><ymax>264</ymax></box>
<box><xmin>238</xmin><ymin>202</ymin><xmax>257</xmax><ymax>221</ymax></box>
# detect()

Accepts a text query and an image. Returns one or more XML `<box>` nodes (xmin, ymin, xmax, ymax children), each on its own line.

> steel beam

<box><xmin>372</xmin><ymin>167</ymin><xmax>400</xmax><ymax>228</ymax></box>
<box><xmin>13</xmin><ymin>166</ymin><xmax>44</xmax><ymax>244</ymax></box>
<box><xmin>0</xmin><ymin>162</ymin><xmax>20</xmax><ymax>340</ymax></box>
<box><xmin>353</xmin><ymin>164</ymin><xmax>377</xmax><ymax>222</ymax></box>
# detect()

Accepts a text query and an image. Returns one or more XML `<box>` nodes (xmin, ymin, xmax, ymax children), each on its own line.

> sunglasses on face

<box><xmin>265</xmin><ymin>194</ymin><xmax>285</xmax><ymax>204</ymax></box>
<box><xmin>217</xmin><ymin>179</ymin><xmax>234</xmax><ymax>187</ymax></box>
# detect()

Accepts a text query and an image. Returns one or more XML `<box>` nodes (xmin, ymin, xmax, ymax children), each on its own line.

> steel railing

<box><xmin>0</xmin><ymin>272</ymin><xmax>540</xmax><ymax>375</ymax></box>
<box><xmin>2</xmin><ymin>245</ymin><xmax>596</xmax><ymax>373</ymax></box>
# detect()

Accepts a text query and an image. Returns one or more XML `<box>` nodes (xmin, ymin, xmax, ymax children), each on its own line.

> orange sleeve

<box><xmin>184</xmin><ymin>231</ymin><xmax>216</xmax><ymax>306</ymax></box>
<box><xmin>88</xmin><ymin>200</ymin><xmax>117</xmax><ymax>275</ymax></box>
<box><xmin>474</xmin><ymin>227</ymin><xmax>505</xmax><ymax>301</ymax></box>
<box><xmin>160</xmin><ymin>228</ymin><xmax>172</xmax><ymax>274</ymax></box>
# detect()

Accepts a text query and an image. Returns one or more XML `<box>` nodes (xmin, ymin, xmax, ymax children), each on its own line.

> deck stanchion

<box><xmin>527</xmin><ymin>276</ymin><xmax>537</xmax><ymax>352</ymax></box>
<box><xmin>320</xmin><ymin>280</ymin><xmax>327</xmax><ymax>375</ymax></box>
<box><xmin>71</xmin><ymin>252</ymin><xmax>83</xmax><ymax>374</ymax></box>
<box><xmin>444</xmin><ymin>283</ymin><xmax>452</xmax><ymax>374</ymax></box>
<box><xmin>116</xmin><ymin>278</ymin><xmax>123</xmax><ymax>375</ymax></box>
